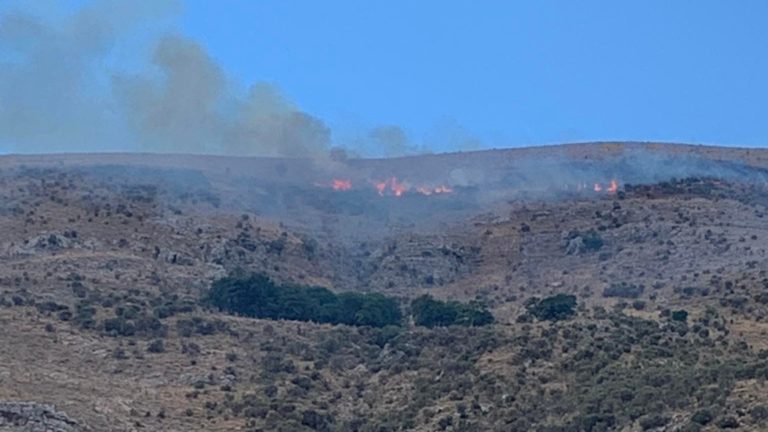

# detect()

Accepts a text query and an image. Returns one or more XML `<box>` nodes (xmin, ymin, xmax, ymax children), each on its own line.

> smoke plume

<box><xmin>0</xmin><ymin>1</ymin><xmax>333</xmax><ymax>157</ymax></box>
<box><xmin>367</xmin><ymin>126</ymin><xmax>426</xmax><ymax>158</ymax></box>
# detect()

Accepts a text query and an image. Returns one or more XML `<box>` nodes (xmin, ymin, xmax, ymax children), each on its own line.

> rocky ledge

<box><xmin>0</xmin><ymin>402</ymin><xmax>85</xmax><ymax>432</ymax></box>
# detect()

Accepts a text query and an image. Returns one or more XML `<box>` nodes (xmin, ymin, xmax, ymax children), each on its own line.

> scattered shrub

<box><xmin>147</xmin><ymin>339</ymin><xmax>165</xmax><ymax>353</ymax></box>
<box><xmin>671</xmin><ymin>310</ymin><xmax>689</xmax><ymax>322</ymax></box>
<box><xmin>411</xmin><ymin>295</ymin><xmax>494</xmax><ymax>328</ymax></box>
<box><xmin>525</xmin><ymin>294</ymin><xmax>577</xmax><ymax>322</ymax></box>
<box><xmin>74</xmin><ymin>301</ymin><xmax>97</xmax><ymax>329</ymax></box>
<box><xmin>566</xmin><ymin>229</ymin><xmax>604</xmax><ymax>254</ymax></box>
<box><xmin>691</xmin><ymin>409</ymin><xmax>713</xmax><ymax>425</ymax></box>
<box><xmin>581</xmin><ymin>230</ymin><xmax>605</xmax><ymax>252</ymax></box>
<box><xmin>639</xmin><ymin>414</ymin><xmax>669</xmax><ymax>430</ymax></box>
<box><xmin>177</xmin><ymin>316</ymin><xmax>228</xmax><ymax>337</ymax></box>
<box><xmin>369</xmin><ymin>325</ymin><xmax>402</xmax><ymax>348</ymax></box>
<box><xmin>603</xmin><ymin>283</ymin><xmax>644</xmax><ymax>299</ymax></box>
<box><xmin>717</xmin><ymin>416</ymin><xmax>739</xmax><ymax>429</ymax></box>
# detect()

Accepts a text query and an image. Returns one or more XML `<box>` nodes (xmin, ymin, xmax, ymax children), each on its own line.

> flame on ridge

<box><xmin>316</xmin><ymin>176</ymin><xmax>618</xmax><ymax>197</ymax></box>
<box><xmin>332</xmin><ymin>179</ymin><xmax>352</xmax><ymax>191</ymax></box>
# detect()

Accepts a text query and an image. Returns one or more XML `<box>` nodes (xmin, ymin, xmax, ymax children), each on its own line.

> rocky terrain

<box><xmin>0</xmin><ymin>402</ymin><xmax>85</xmax><ymax>432</ymax></box>
<box><xmin>2</xmin><ymin>142</ymin><xmax>768</xmax><ymax>431</ymax></box>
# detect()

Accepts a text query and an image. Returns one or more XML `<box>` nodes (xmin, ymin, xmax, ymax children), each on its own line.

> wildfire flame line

<box><xmin>332</xmin><ymin>179</ymin><xmax>352</xmax><ymax>191</ymax></box>
<box><xmin>316</xmin><ymin>177</ymin><xmax>617</xmax><ymax>196</ymax></box>
<box><xmin>594</xmin><ymin>179</ymin><xmax>619</xmax><ymax>194</ymax></box>
<box><xmin>316</xmin><ymin>176</ymin><xmax>453</xmax><ymax>197</ymax></box>
<box><xmin>375</xmin><ymin>177</ymin><xmax>407</xmax><ymax>197</ymax></box>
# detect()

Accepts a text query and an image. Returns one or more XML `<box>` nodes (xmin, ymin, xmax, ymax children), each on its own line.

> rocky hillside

<box><xmin>2</xmin><ymin>143</ymin><xmax>768</xmax><ymax>431</ymax></box>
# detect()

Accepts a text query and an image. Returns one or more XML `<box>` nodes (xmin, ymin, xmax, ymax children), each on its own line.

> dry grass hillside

<box><xmin>2</xmin><ymin>143</ymin><xmax>768</xmax><ymax>431</ymax></box>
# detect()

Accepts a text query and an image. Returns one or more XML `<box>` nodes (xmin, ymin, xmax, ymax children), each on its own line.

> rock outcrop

<box><xmin>0</xmin><ymin>402</ymin><xmax>85</xmax><ymax>432</ymax></box>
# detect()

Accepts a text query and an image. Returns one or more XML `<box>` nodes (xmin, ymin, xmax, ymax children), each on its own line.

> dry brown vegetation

<box><xmin>3</xmin><ymin>143</ymin><xmax>768</xmax><ymax>431</ymax></box>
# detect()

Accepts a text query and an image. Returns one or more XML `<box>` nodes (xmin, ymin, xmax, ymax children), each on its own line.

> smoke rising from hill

<box><xmin>112</xmin><ymin>34</ymin><xmax>333</xmax><ymax>157</ymax></box>
<box><xmin>0</xmin><ymin>0</ymin><xmax>393</xmax><ymax>158</ymax></box>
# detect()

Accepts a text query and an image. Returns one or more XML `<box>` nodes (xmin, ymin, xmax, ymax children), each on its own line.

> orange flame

<box><xmin>391</xmin><ymin>177</ymin><xmax>407</xmax><ymax>197</ymax></box>
<box><xmin>588</xmin><ymin>180</ymin><xmax>619</xmax><ymax>194</ymax></box>
<box><xmin>315</xmin><ymin>179</ymin><xmax>353</xmax><ymax>191</ymax></box>
<box><xmin>607</xmin><ymin>179</ymin><xmax>618</xmax><ymax>194</ymax></box>
<box><xmin>374</xmin><ymin>177</ymin><xmax>408</xmax><ymax>196</ymax></box>
<box><xmin>320</xmin><ymin>176</ymin><xmax>454</xmax><ymax>197</ymax></box>
<box><xmin>332</xmin><ymin>179</ymin><xmax>352</xmax><ymax>191</ymax></box>
<box><xmin>374</xmin><ymin>181</ymin><xmax>387</xmax><ymax>196</ymax></box>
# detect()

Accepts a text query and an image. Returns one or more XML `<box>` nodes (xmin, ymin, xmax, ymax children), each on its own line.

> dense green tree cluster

<box><xmin>206</xmin><ymin>274</ymin><xmax>402</xmax><ymax>327</ymax></box>
<box><xmin>207</xmin><ymin>274</ymin><xmax>496</xmax><ymax>329</ymax></box>
<box><xmin>410</xmin><ymin>295</ymin><xmax>494</xmax><ymax>328</ymax></box>
<box><xmin>525</xmin><ymin>293</ymin><xmax>577</xmax><ymax>321</ymax></box>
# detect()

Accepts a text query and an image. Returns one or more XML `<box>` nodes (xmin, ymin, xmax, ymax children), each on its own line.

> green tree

<box><xmin>206</xmin><ymin>273</ymin><xmax>403</xmax><ymax>328</ymax></box>
<box><xmin>411</xmin><ymin>295</ymin><xmax>494</xmax><ymax>328</ymax></box>
<box><xmin>671</xmin><ymin>309</ymin><xmax>689</xmax><ymax>322</ymax></box>
<box><xmin>526</xmin><ymin>294</ymin><xmax>577</xmax><ymax>321</ymax></box>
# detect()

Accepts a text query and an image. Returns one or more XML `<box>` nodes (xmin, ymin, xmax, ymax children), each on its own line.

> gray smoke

<box><xmin>0</xmin><ymin>1</ymin><xmax>488</xmax><ymax>158</ymax></box>
<box><xmin>113</xmin><ymin>35</ymin><xmax>332</xmax><ymax>157</ymax></box>
<box><xmin>0</xmin><ymin>1</ymin><xmax>331</xmax><ymax>157</ymax></box>
<box><xmin>0</xmin><ymin>2</ymin><xmax>128</xmax><ymax>152</ymax></box>
<box><xmin>368</xmin><ymin>126</ymin><xmax>425</xmax><ymax>158</ymax></box>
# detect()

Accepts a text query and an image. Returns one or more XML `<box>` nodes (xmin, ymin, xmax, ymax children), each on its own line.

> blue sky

<box><xmin>2</xmin><ymin>1</ymin><xmax>768</xmax><ymax>154</ymax></box>
<box><xmin>178</xmin><ymin>0</ymin><xmax>768</xmax><ymax>150</ymax></box>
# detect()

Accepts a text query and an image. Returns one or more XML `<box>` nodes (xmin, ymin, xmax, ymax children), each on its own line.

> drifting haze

<box><xmin>0</xmin><ymin>0</ymin><xmax>439</xmax><ymax>158</ymax></box>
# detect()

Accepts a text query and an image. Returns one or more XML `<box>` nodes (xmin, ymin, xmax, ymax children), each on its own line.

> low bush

<box><xmin>603</xmin><ymin>283</ymin><xmax>644</xmax><ymax>299</ymax></box>
<box><xmin>410</xmin><ymin>295</ymin><xmax>494</xmax><ymax>328</ymax></box>
<box><xmin>525</xmin><ymin>294</ymin><xmax>577</xmax><ymax>321</ymax></box>
<box><xmin>671</xmin><ymin>309</ymin><xmax>689</xmax><ymax>322</ymax></box>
